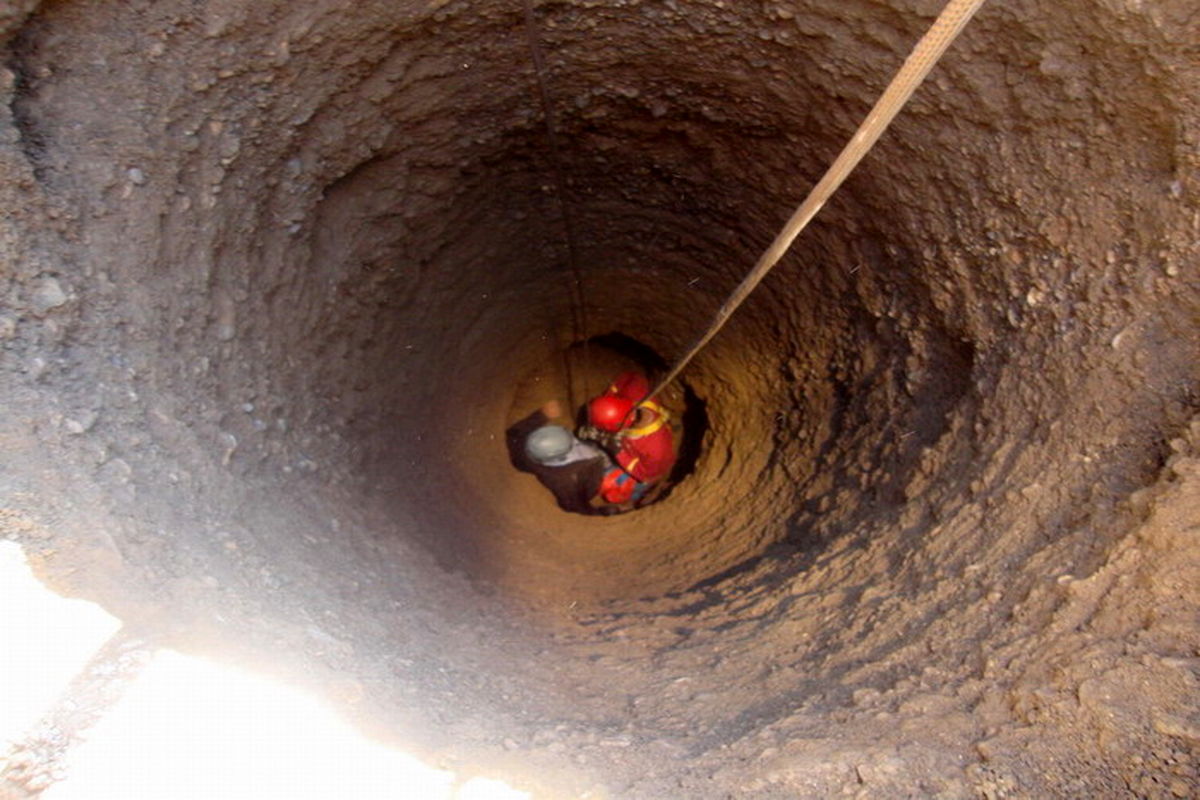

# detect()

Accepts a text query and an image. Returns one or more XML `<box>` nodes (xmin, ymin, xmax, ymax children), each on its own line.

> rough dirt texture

<box><xmin>1</xmin><ymin>0</ymin><xmax>1198</xmax><ymax>797</ymax></box>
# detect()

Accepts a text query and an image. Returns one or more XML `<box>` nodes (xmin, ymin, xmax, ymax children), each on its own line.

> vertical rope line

<box><xmin>648</xmin><ymin>0</ymin><xmax>988</xmax><ymax>401</ymax></box>
<box><xmin>521</xmin><ymin>0</ymin><xmax>590</xmax><ymax>409</ymax></box>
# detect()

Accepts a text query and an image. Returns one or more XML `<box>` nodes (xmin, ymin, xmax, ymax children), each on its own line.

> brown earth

<box><xmin>1</xmin><ymin>0</ymin><xmax>1198</xmax><ymax>797</ymax></box>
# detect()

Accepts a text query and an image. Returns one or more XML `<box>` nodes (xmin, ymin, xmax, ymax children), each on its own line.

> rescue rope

<box><xmin>648</xmin><ymin>0</ymin><xmax>988</xmax><ymax>401</ymax></box>
<box><xmin>520</xmin><ymin>0</ymin><xmax>591</xmax><ymax>408</ymax></box>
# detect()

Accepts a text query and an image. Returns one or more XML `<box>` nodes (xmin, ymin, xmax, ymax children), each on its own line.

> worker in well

<box><xmin>506</xmin><ymin>401</ymin><xmax>621</xmax><ymax>515</ymax></box>
<box><xmin>583</xmin><ymin>371</ymin><xmax>676</xmax><ymax>505</ymax></box>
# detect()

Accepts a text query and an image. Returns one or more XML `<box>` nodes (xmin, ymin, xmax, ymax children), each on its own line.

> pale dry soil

<box><xmin>1</xmin><ymin>0</ymin><xmax>1198</xmax><ymax>797</ymax></box>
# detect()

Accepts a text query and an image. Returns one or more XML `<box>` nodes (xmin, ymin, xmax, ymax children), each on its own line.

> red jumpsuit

<box><xmin>603</xmin><ymin>372</ymin><xmax>676</xmax><ymax>484</ymax></box>
<box><xmin>616</xmin><ymin>400</ymin><xmax>675</xmax><ymax>483</ymax></box>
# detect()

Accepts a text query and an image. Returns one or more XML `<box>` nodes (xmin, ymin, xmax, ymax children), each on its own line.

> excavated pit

<box><xmin>1</xmin><ymin>0</ymin><xmax>1198</xmax><ymax>796</ymax></box>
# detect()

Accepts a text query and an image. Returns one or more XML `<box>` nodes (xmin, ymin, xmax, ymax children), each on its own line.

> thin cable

<box><xmin>521</xmin><ymin>0</ymin><xmax>590</xmax><ymax>408</ymax></box>
<box><xmin>648</xmin><ymin>0</ymin><xmax>988</xmax><ymax>401</ymax></box>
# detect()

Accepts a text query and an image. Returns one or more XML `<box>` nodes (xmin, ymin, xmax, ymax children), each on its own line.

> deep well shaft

<box><xmin>1</xmin><ymin>1</ymin><xmax>1197</xmax><ymax>796</ymax></box>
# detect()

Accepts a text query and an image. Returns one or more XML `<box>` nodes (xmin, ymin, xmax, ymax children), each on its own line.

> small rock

<box><xmin>64</xmin><ymin>409</ymin><xmax>99</xmax><ymax>435</ymax></box>
<box><xmin>99</xmin><ymin>458</ymin><xmax>133</xmax><ymax>484</ymax></box>
<box><xmin>218</xmin><ymin>133</ymin><xmax>240</xmax><ymax>160</ymax></box>
<box><xmin>599</xmin><ymin>736</ymin><xmax>632</xmax><ymax>747</ymax></box>
<box><xmin>0</xmin><ymin>314</ymin><xmax>15</xmax><ymax>339</ymax></box>
<box><xmin>30</xmin><ymin>277</ymin><xmax>68</xmax><ymax>315</ymax></box>
<box><xmin>214</xmin><ymin>291</ymin><xmax>236</xmax><ymax>341</ymax></box>
<box><xmin>27</xmin><ymin>357</ymin><xmax>48</xmax><ymax>379</ymax></box>
<box><xmin>127</xmin><ymin>167</ymin><xmax>146</xmax><ymax>185</ymax></box>
<box><xmin>220</xmin><ymin>431</ymin><xmax>238</xmax><ymax>465</ymax></box>
<box><xmin>1154</xmin><ymin>713</ymin><xmax>1200</xmax><ymax>744</ymax></box>
<box><xmin>975</xmin><ymin>739</ymin><xmax>1000</xmax><ymax>761</ymax></box>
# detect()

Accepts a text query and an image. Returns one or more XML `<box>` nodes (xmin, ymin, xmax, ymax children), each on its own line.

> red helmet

<box><xmin>589</xmin><ymin>394</ymin><xmax>634</xmax><ymax>433</ymax></box>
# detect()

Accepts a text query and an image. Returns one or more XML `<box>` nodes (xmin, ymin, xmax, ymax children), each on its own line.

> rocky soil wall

<box><xmin>1</xmin><ymin>0</ymin><xmax>1197</xmax><ymax>796</ymax></box>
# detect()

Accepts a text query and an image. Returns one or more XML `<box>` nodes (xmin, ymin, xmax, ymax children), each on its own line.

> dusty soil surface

<box><xmin>1</xmin><ymin>0</ymin><xmax>1197</xmax><ymax>796</ymax></box>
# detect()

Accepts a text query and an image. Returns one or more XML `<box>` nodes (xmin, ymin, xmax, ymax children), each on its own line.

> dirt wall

<box><xmin>1</xmin><ymin>0</ymin><xmax>1197</xmax><ymax>796</ymax></box>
